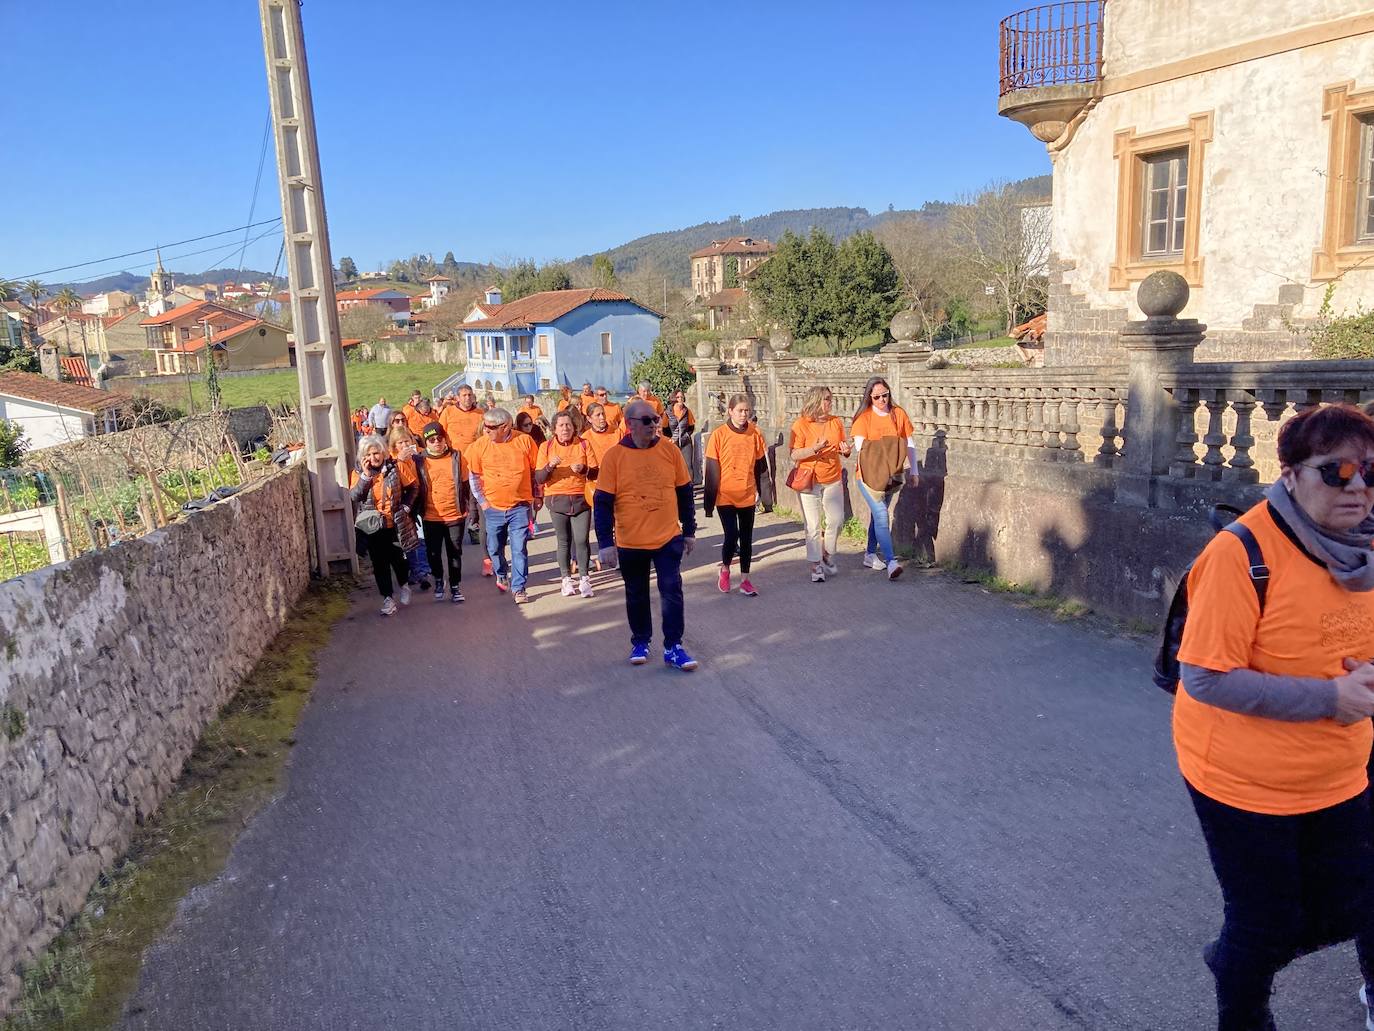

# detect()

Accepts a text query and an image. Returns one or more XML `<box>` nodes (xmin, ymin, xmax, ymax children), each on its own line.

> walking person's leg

<box><xmin>422</xmin><ymin>519</ymin><xmax>447</xmax><ymax>595</ymax></box>
<box><xmin>718</xmin><ymin>504</ymin><xmax>739</xmax><ymax>591</ymax></box>
<box><xmin>386</xmin><ymin>530</ymin><xmax>409</xmax><ymax>595</ymax></box>
<box><xmin>798</xmin><ymin>485</ymin><xmax>824</xmax><ymax>564</ymax></box>
<box><xmin>570</xmin><ymin>508</ymin><xmax>592</xmax><ymax>579</ymax></box>
<box><xmin>551</xmin><ymin>508</ymin><xmax>573</xmax><ymax>578</ymax></box>
<box><xmin>857</xmin><ymin>480</ymin><xmax>895</xmax><ymax>563</ymax></box>
<box><xmin>444</xmin><ymin>522</ymin><xmax>464</xmax><ymax>588</ymax></box>
<box><xmin>653</xmin><ymin>537</ymin><xmax>694</xmax><ymax>668</ymax></box>
<box><xmin>618</xmin><ymin>546</ymin><xmax>653</xmax><ymax>655</ymax></box>
<box><xmin>737</xmin><ymin>505</ymin><xmax>756</xmax><ymax>576</ymax></box>
<box><xmin>509</xmin><ymin>503</ymin><xmax>531</xmax><ymax>596</ymax></box>
<box><xmin>485</xmin><ymin>507</ymin><xmax>509</xmax><ymax>583</ymax></box>
<box><xmin>364</xmin><ymin>529</ymin><xmax>396</xmax><ymax>598</ymax></box>
<box><xmin>821</xmin><ymin>479</ymin><xmax>844</xmax><ymax>563</ymax></box>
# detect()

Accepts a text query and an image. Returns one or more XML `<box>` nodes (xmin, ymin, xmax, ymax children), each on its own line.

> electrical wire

<box><xmin>234</xmin><ymin>111</ymin><xmax>274</xmax><ymax>285</ymax></box>
<box><xmin>5</xmin><ymin>218</ymin><xmax>283</xmax><ymax>281</ymax></box>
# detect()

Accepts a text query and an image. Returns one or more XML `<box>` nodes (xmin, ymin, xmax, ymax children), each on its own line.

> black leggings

<box><xmin>1188</xmin><ymin>782</ymin><xmax>1374</xmax><ymax>1029</ymax></box>
<box><xmin>363</xmin><ymin>526</ymin><xmax>409</xmax><ymax>599</ymax></box>
<box><xmin>550</xmin><ymin>506</ymin><xmax>591</xmax><ymax>577</ymax></box>
<box><xmin>422</xmin><ymin>519</ymin><xmax>464</xmax><ymax>587</ymax></box>
<box><xmin>718</xmin><ymin>505</ymin><xmax>755</xmax><ymax>574</ymax></box>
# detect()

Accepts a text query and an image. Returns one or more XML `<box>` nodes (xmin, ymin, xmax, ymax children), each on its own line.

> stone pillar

<box><xmin>38</xmin><ymin>343</ymin><xmax>60</xmax><ymax>381</ymax></box>
<box><xmin>878</xmin><ymin>311</ymin><xmax>933</xmax><ymax>407</ymax></box>
<box><xmin>1116</xmin><ymin>271</ymin><xmax>1205</xmax><ymax>507</ymax></box>
<box><xmin>762</xmin><ymin>352</ymin><xmax>798</xmax><ymax>437</ymax></box>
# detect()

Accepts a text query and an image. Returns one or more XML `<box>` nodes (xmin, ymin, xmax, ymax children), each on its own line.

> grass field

<box><xmin>130</xmin><ymin>362</ymin><xmax>461</xmax><ymax>414</ymax></box>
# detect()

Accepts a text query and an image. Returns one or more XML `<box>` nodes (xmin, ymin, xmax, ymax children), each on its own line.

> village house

<box><xmin>35</xmin><ymin>311</ymin><xmax>107</xmax><ymax>362</ymax></box>
<box><xmin>0</xmin><ymin>371</ymin><xmax>127</xmax><ymax>450</ymax></box>
<box><xmin>451</xmin><ymin>286</ymin><xmax>661</xmax><ymax>399</ymax></box>
<box><xmin>80</xmin><ymin>289</ymin><xmax>136</xmax><ymax>316</ymax></box>
<box><xmin>997</xmin><ymin>0</ymin><xmax>1374</xmax><ymax>364</ymax></box>
<box><xmin>335</xmin><ymin>287</ymin><xmax>414</xmax><ymax>325</ymax></box>
<box><xmin>418</xmin><ymin>274</ymin><xmax>453</xmax><ymax>311</ymax></box>
<box><xmin>690</xmin><ymin>237</ymin><xmax>775</xmax><ymax>300</ymax></box>
<box><xmin>140</xmin><ymin>300</ymin><xmax>259</xmax><ymax>374</ymax></box>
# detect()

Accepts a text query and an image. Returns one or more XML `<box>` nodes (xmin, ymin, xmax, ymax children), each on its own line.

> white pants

<box><xmin>798</xmin><ymin>478</ymin><xmax>845</xmax><ymax>564</ymax></box>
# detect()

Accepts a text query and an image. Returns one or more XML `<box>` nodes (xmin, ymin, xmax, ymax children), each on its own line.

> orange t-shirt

<box><xmin>850</xmin><ymin>405</ymin><xmax>914</xmax><ymax>443</ymax></box>
<box><xmin>466</xmin><ymin>433</ymin><xmax>537</xmax><ymax>510</ymax></box>
<box><xmin>421</xmin><ymin>451</ymin><xmax>467</xmax><ymax>523</ymax></box>
<box><xmin>440</xmin><ymin>406</ymin><xmax>484</xmax><ymax>449</ymax></box>
<box><xmin>517</xmin><ymin>404</ymin><xmax>544</xmax><ymax>425</ymax></box>
<box><xmin>789</xmin><ymin>415</ymin><xmax>846</xmax><ymax>485</ymax></box>
<box><xmin>1174</xmin><ymin>502</ymin><xmax>1374</xmax><ymax>815</ymax></box>
<box><xmin>579</xmin><ymin>392</ymin><xmax>597</xmax><ymax>413</ymax></box>
<box><xmin>637</xmin><ymin>394</ymin><xmax>666</xmax><ymax>417</ymax></box>
<box><xmin>583</xmin><ymin>426</ymin><xmax>621</xmax><ymax>505</ymax></box>
<box><xmin>350</xmin><ymin>462</ymin><xmax>417</xmax><ymax>528</ymax></box>
<box><xmin>351</xmin><ymin>412</ymin><xmax>365</xmax><ymax>435</ymax></box>
<box><xmin>406</xmin><ymin>408</ymin><xmax>436</xmax><ymax>438</ymax></box>
<box><xmin>599</xmin><ymin>402</ymin><xmax>624</xmax><ymax>433</ymax></box>
<box><xmin>556</xmin><ymin>396</ymin><xmax>577</xmax><ymax>412</ymax></box>
<box><xmin>705</xmin><ymin>423</ymin><xmax>766</xmax><ymax>508</ymax></box>
<box><xmin>597</xmin><ymin>438</ymin><xmax>691</xmax><ymax>550</ymax></box>
<box><xmin>537</xmin><ymin>436</ymin><xmax>595</xmax><ymax>496</ymax></box>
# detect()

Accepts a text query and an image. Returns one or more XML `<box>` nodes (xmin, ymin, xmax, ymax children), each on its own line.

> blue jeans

<box><xmin>406</xmin><ymin>540</ymin><xmax>432</xmax><ymax>584</ymax></box>
<box><xmin>619</xmin><ymin>535</ymin><xmax>686</xmax><ymax>649</ymax></box>
<box><xmin>857</xmin><ymin>480</ymin><xmax>899</xmax><ymax>563</ymax></box>
<box><xmin>484</xmin><ymin>503</ymin><xmax>531</xmax><ymax>592</ymax></box>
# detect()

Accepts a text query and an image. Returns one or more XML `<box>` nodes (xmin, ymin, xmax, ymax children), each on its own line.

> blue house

<box><xmin>450</xmin><ymin>287</ymin><xmax>662</xmax><ymax>399</ymax></box>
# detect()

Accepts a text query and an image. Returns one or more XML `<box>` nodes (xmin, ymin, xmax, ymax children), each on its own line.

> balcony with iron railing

<box><xmin>997</xmin><ymin>1</ymin><xmax>1104</xmax><ymax>144</ymax></box>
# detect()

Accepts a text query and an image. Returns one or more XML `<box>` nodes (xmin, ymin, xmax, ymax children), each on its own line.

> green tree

<box><xmin>831</xmin><ymin>231</ymin><xmax>901</xmax><ymax>351</ymax></box>
<box><xmin>591</xmin><ymin>254</ymin><xmax>618</xmax><ymax>289</ymax></box>
<box><xmin>338</xmin><ymin>256</ymin><xmax>358</xmax><ymax>281</ymax></box>
<box><xmin>630</xmin><ymin>337</ymin><xmax>695</xmax><ymax>400</ymax></box>
<box><xmin>441</xmin><ymin>251</ymin><xmax>459</xmax><ymax>274</ymax></box>
<box><xmin>749</xmin><ymin>228</ymin><xmax>839</xmax><ymax>344</ymax></box>
<box><xmin>723</xmin><ymin>256</ymin><xmax>740</xmax><ymax>289</ymax></box>
<box><xmin>23</xmin><ymin>280</ymin><xmax>46</xmax><ymax>316</ymax></box>
<box><xmin>0</xmin><ymin>419</ymin><xmax>27</xmax><ymax>468</ymax></box>
<box><xmin>500</xmin><ymin>260</ymin><xmax>573</xmax><ymax>302</ymax></box>
<box><xmin>0</xmin><ymin>319</ymin><xmax>38</xmax><ymax>372</ymax></box>
<box><xmin>0</xmin><ymin>279</ymin><xmax>15</xmax><ymax>303</ymax></box>
<box><xmin>53</xmin><ymin>287</ymin><xmax>81</xmax><ymax>315</ymax></box>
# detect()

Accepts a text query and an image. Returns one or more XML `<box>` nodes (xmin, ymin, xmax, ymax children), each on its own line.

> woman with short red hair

<box><xmin>1174</xmin><ymin>404</ymin><xmax>1374</xmax><ymax>1029</ymax></box>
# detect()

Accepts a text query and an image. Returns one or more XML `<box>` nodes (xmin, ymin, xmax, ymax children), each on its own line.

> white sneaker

<box><xmin>810</xmin><ymin>564</ymin><xmax>826</xmax><ymax>583</ymax></box>
<box><xmin>821</xmin><ymin>557</ymin><xmax>839</xmax><ymax>575</ymax></box>
<box><xmin>1360</xmin><ymin>985</ymin><xmax>1374</xmax><ymax>1031</ymax></box>
<box><xmin>398</xmin><ymin>585</ymin><xmax>412</xmax><ymax>606</ymax></box>
<box><xmin>887</xmin><ymin>559</ymin><xmax>904</xmax><ymax>580</ymax></box>
<box><xmin>380</xmin><ymin>596</ymin><xmax>397</xmax><ymax>616</ymax></box>
<box><xmin>863</xmin><ymin>553</ymin><xmax>885</xmax><ymax>570</ymax></box>
<box><xmin>560</xmin><ymin>576</ymin><xmax>577</xmax><ymax>597</ymax></box>
<box><xmin>579</xmin><ymin>575</ymin><xmax>594</xmax><ymax>598</ymax></box>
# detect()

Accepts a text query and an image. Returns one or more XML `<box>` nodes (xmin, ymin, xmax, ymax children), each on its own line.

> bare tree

<box><xmin>874</xmin><ymin>217</ymin><xmax>961</xmax><ymax>345</ymax></box>
<box><xmin>338</xmin><ymin>304</ymin><xmax>397</xmax><ymax>342</ymax></box>
<box><xmin>947</xmin><ymin>181</ymin><xmax>1050</xmax><ymax>333</ymax></box>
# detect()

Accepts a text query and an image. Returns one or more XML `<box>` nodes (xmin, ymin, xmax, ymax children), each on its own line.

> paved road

<box><xmin>122</xmin><ymin>513</ymin><xmax>1364</xmax><ymax>1030</ymax></box>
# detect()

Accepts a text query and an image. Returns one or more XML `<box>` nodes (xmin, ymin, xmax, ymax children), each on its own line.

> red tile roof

<box><xmin>58</xmin><ymin>356</ymin><xmax>93</xmax><ymax>387</ymax></box>
<box><xmin>336</xmin><ymin>287</ymin><xmax>412</xmax><ymax>301</ymax></box>
<box><xmin>140</xmin><ymin>300</ymin><xmax>254</xmax><ymax>327</ymax></box>
<box><xmin>0</xmin><ymin>371</ymin><xmax>129</xmax><ymax>413</ymax></box>
<box><xmin>461</xmin><ymin>288</ymin><xmax>661</xmax><ymax>330</ymax></box>
<box><xmin>426</xmin><ymin>274</ymin><xmax>452</xmax><ymax>282</ymax></box>
<box><xmin>705</xmin><ymin>288</ymin><xmax>748</xmax><ymax>308</ymax></box>
<box><xmin>1012</xmin><ymin>313</ymin><xmax>1047</xmax><ymax>342</ymax></box>
<box><xmin>689</xmin><ymin>236</ymin><xmax>776</xmax><ymax>259</ymax></box>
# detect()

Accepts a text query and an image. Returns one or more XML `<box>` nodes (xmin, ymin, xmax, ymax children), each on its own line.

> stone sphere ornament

<box><xmin>889</xmin><ymin>309</ymin><xmax>923</xmax><ymax>344</ymax></box>
<box><xmin>695</xmin><ymin>339</ymin><xmax>716</xmax><ymax>359</ymax></box>
<box><xmin>1137</xmin><ymin>270</ymin><xmax>1190</xmax><ymax>319</ymax></box>
<box><xmin>768</xmin><ymin>328</ymin><xmax>793</xmax><ymax>354</ymax></box>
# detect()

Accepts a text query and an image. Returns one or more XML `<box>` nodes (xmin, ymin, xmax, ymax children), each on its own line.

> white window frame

<box><xmin>1141</xmin><ymin>148</ymin><xmax>1189</xmax><ymax>260</ymax></box>
<box><xmin>600</xmin><ymin>331</ymin><xmax>612</xmax><ymax>355</ymax></box>
<box><xmin>1358</xmin><ymin>115</ymin><xmax>1374</xmax><ymax>245</ymax></box>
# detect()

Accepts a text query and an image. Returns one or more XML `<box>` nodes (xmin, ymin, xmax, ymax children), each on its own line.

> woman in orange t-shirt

<box><xmin>583</xmin><ymin>403</ymin><xmax>621</xmax><ymax>569</ymax></box>
<box><xmin>1173</xmin><ymin>404</ymin><xmax>1374</xmax><ymax>1028</ymax></box>
<box><xmin>703</xmin><ymin>393</ymin><xmax>769</xmax><ymax>597</ymax></box>
<box><xmin>788</xmin><ymin>385</ymin><xmax>852</xmax><ymax>583</ymax></box>
<box><xmin>348</xmin><ymin>434</ymin><xmax>417</xmax><ymax>616</ymax></box>
<box><xmin>850</xmin><ymin>376</ymin><xmax>918</xmax><ymax>581</ymax></box>
<box><xmin>536</xmin><ymin>410</ymin><xmax>597</xmax><ymax>598</ymax></box>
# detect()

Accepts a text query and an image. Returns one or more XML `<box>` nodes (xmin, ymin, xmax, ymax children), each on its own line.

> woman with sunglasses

<box><xmin>1173</xmin><ymin>404</ymin><xmax>1374</xmax><ymax>1029</ymax></box>
<box><xmin>703</xmin><ymin>393</ymin><xmax>769</xmax><ymax>597</ymax></box>
<box><xmin>789</xmin><ymin>385</ymin><xmax>852</xmax><ymax>582</ymax></box>
<box><xmin>850</xmin><ymin>376</ymin><xmax>918</xmax><ymax>581</ymax></box>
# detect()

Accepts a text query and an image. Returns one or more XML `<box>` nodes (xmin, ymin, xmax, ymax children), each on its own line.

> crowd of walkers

<box><xmin>348</xmin><ymin>376</ymin><xmax>920</xmax><ymax>669</ymax></box>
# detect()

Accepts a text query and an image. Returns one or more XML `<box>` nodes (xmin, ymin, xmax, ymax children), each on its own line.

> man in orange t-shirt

<box><xmin>441</xmin><ymin>385</ymin><xmax>487</xmax><ymax>546</ymax></box>
<box><xmin>592</xmin><ymin>387</ymin><xmax>623</xmax><ymax>433</ymax></box>
<box><xmin>634</xmin><ymin>381</ymin><xmax>665</xmax><ymax>418</ymax></box>
<box><xmin>405</xmin><ymin>397</ymin><xmax>437</xmax><ymax>438</ymax></box>
<box><xmin>594</xmin><ymin>400</ymin><xmax>697</xmax><ymax>670</ymax></box>
<box><xmin>466</xmin><ymin>407</ymin><xmax>538</xmax><ymax>602</ymax></box>
<box><xmin>517</xmin><ymin>394</ymin><xmax>544</xmax><ymax>426</ymax></box>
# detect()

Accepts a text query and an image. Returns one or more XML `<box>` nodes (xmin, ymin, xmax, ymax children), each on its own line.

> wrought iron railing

<box><xmin>999</xmin><ymin>1</ymin><xmax>1104</xmax><ymax>97</ymax></box>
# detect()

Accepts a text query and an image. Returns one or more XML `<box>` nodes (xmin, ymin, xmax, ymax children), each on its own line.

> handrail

<box><xmin>999</xmin><ymin>1</ymin><xmax>1104</xmax><ymax>97</ymax></box>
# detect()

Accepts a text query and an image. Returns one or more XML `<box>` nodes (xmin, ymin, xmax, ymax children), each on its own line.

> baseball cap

<box><xmin>421</xmin><ymin>421</ymin><xmax>443</xmax><ymax>439</ymax></box>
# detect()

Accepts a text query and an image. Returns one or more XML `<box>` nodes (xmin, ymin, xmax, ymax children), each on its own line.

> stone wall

<box><xmin>356</xmin><ymin>338</ymin><xmax>467</xmax><ymax>365</ymax></box>
<box><xmin>0</xmin><ymin>466</ymin><xmax>310</xmax><ymax>1012</ymax></box>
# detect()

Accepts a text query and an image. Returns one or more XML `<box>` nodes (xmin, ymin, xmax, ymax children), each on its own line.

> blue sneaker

<box><xmin>663</xmin><ymin>645</ymin><xmax>698</xmax><ymax>671</ymax></box>
<box><xmin>628</xmin><ymin>643</ymin><xmax>650</xmax><ymax>666</ymax></box>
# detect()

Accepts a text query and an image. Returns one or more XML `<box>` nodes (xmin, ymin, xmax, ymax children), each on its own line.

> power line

<box><xmin>235</xmin><ymin>111</ymin><xmax>274</xmax><ymax>283</ymax></box>
<box><xmin>5</xmin><ymin>218</ymin><xmax>284</xmax><ymax>281</ymax></box>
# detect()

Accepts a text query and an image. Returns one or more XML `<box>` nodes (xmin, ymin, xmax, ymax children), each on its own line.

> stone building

<box><xmin>689</xmin><ymin>237</ymin><xmax>774</xmax><ymax>300</ymax></box>
<box><xmin>998</xmin><ymin>1</ymin><xmax>1374</xmax><ymax>363</ymax></box>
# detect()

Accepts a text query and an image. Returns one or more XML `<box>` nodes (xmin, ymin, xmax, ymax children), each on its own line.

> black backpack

<box><xmin>1152</xmin><ymin>505</ymin><xmax>1268</xmax><ymax>693</ymax></box>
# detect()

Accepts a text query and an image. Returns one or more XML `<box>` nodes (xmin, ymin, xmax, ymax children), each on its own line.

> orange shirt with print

<box><xmin>850</xmin><ymin>405</ymin><xmax>914</xmax><ymax>443</ymax></box>
<box><xmin>598</xmin><ymin>438</ymin><xmax>690</xmax><ymax>550</ymax></box>
<box><xmin>422</xmin><ymin>451</ymin><xmax>468</xmax><ymax>523</ymax></box>
<box><xmin>441</xmin><ymin>406</ymin><xmax>484</xmax><ymax>449</ymax></box>
<box><xmin>517</xmin><ymin>404</ymin><xmax>544</xmax><ymax>425</ymax></box>
<box><xmin>789</xmin><ymin>415</ymin><xmax>846</xmax><ymax>485</ymax></box>
<box><xmin>599</xmin><ymin>401</ymin><xmax>624</xmax><ymax>433</ymax></box>
<box><xmin>537</xmin><ymin>436</ymin><xmax>596</xmax><ymax>496</ymax></box>
<box><xmin>1174</xmin><ymin>501</ymin><xmax>1374</xmax><ymax>815</ymax></box>
<box><xmin>705</xmin><ymin>423</ymin><xmax>766</xmax><ymax>507</ymax></box>
<box><xmin>349</xmin><ymin>461</ymin><xmax>417</xmax><ymax>528</ymax></box>
<box><xmin>466</xmin><ymin>432</ymin><xmax>537</xmax><ymax>510</ymax></box>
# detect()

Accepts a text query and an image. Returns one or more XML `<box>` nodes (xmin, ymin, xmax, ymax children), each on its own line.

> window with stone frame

<box><xmin>1359</xmin><ymin>115</ymin><xmax>1374</xmax><ymax>245</ymax></box>
<box><xmin>1141</xmin><ymin>148</ymin><xmax>1189</xmax><ymax>259</ymax></box>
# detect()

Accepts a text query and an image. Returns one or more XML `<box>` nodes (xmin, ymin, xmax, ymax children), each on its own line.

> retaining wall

<box><xmin>0</xmin><ymin>466</ymin><xmax>310</xmax><ymax>1012</ymax></box>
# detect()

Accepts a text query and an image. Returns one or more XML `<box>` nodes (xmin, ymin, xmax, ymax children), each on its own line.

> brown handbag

<box><xmin>785</xmin><ymin>464</ymin><xmax>816</xmax><ymax>492</ymax></box>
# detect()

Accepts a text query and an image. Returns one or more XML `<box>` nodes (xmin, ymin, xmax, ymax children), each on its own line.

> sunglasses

<box><xmin>871</xmin><ymin>392</ymin><xmax>891</xmax><ymax>402</ymax></box>
<box><xmin>1302</xmin><ymin>459</ymin><xmax>1374</xmax><ymax>488</ymax></box>
<box><xmin>482</xmin><ymin>424</ymin><xmax>503</xmax><ymax>431</ymax></box>
<box><xmin>629</xmin><ymin>415</ymin><xmax>661</xmax><ymax>426</ymax></box>
<box><xmin>596</xmin><ymin>391</ymin><xmax>608</xmax><ymax>396</ymax></box>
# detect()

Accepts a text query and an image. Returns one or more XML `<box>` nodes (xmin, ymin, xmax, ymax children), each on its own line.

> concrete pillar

<box><xmin>1116</xmin><ymin>271</ymin><xmax>1205</xmax><ymax>507</ymax></box>
<box><xmin>762</xmin><ymin>352</ymin><xmax>798</xmax><ymax>436</ymax></box>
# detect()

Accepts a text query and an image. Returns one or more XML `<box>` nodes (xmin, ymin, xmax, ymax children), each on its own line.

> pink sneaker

<box><xmin>718</xmin><ymin>565</ymin><xmax>731</xmax><ymax>593</ymax></box>
<box><xmin>739</xmin><ymin>577</ymin><xmax>758</xmax><ymax>597</ymax></box>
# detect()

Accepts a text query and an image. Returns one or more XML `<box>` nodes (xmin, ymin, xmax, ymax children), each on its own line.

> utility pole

<box><xmin>258</xmin><ymin>0</ymin><xmax>357</xmax><ymax>574</ymax></box>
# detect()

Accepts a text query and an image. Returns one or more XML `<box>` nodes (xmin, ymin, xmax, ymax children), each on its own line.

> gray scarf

<box><xmin>1265</xmin><ymin>480</ymin><xmax>1374</xmax><ymax>591</ymax></box>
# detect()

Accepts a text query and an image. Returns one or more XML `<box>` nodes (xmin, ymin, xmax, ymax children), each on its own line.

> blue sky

<box><xmin>2</xmin><ymin>0</ymin><xmax>1049</xmax><ymax>286</ymax></box>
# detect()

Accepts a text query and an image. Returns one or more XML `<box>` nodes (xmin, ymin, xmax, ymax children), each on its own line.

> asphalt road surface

<box><xmin>121</xmin><ymin>512</ymin><xmax>1366</xmax><ymax>1030</ymax></box>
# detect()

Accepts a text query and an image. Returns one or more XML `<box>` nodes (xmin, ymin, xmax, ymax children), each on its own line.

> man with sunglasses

<box><xmin>593</xmin><ymin>386</ymin><xmax>623</xmax><ymax>433</ymax></box>
<box><xmin>594</xmin><ymin>400</ymin><xmax>698</xmax><ymax>670</ymax></box>
<box><xmin>466</xmin><ymin>408</ymin><xmax>538</xmax><ymax>603</ymax></box>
